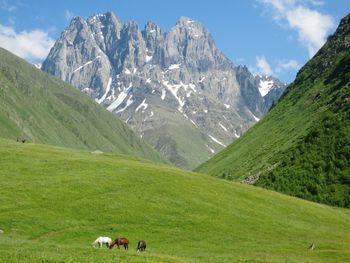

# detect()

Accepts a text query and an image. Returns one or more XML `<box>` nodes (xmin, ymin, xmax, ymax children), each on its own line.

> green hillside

<box><xmin>0</xmin><ymin>47</ymin><xmax>168</xmax><ymax>165</ymax></box>
<box><xmin>143</xmin><ymin>107</ymin><xmax>217</xmax><ymax>169</ymax></box>
<box><xmin>0</xmin><ymin>138</ymin><xmax>349</xmax><ymax>262</ymax></box>
<box><xmin>196</xmin><ymin>14</ymin><xmax>350</xmax><ymax>207</ymax></box>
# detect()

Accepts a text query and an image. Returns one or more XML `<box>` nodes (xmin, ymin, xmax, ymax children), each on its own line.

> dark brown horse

<box><xmin>109</xmin><ymin>237</ymin><xmax>129</xmax><ymax>250</ymax></box>
<box><xmin>136</xmin><ymin>240</ymin><xmax>146</xmax><ymax>252</ymax></box>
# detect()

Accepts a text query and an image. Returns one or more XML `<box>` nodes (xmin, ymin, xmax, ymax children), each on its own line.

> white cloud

<box><xmin>286</xmin><ymin>7</ymin><xmax>334</xmax><ymax>57</ymax></box>
<box><xmin>256</xmin><ymin>56</ymin><xmax>273</xmax><ymax>76</ymax></box>
<box><xmin>257</xmin><ymin>0</ymin><xmax>334</xmax><ymax>57</ymax></box>
<box><xmin>0</xmin><ymin>24</ymin><xmax>54</xmax><ymax>62</ymax></box>
<box><xmin>65</xmin><ymin>10</ymin><xmax>74</xmax><ymax>22</ymax></box>
<box><xmin>252</xmin><ymin>57</ymin><xmax>301</xmax><ymax>79</ymax></box>
<box><xmin>276</xmin><ymin>59</ymin><xmax>301</xmax><ymax>73</ymax></box>
<box><xmin>260</xmin><ymin>0</ymin><xmax>286</xmax><ymax>13</ymax></box>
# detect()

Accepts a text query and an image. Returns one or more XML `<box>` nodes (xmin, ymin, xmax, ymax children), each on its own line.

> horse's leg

<box><xmin>117</xmin><ymin>244</ymin><xmax>120</xmax><ymax>249</ymax></box>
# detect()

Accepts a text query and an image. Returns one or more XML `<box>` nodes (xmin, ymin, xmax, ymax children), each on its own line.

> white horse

<box><xmin>92</xmin><ymin>236</ymin><xmax>112</xmax><ymax>248</ymax></box>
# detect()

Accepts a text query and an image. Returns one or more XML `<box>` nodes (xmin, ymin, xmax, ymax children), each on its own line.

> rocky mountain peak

<box><xmin>176</xmin><ymin>16</ymin><xmax>198</xmax><ymax>26</ymax></box>
<box><xmin>69</xmin><ymin>16</ymin><xmax>86</xmax><ymax>28</ymax></box>
<box><xmin>42</xmin><ymin>12</ymin><xmax>286</xmax><ymax>169</ymax></box>
<box><xmin>144</xmin><ymin>21</ymin><xmax>161</xmax><ymax>33</ymax></box>
<box><xmin>172</xmin><ymin>16</ymin><xmax>210</xmax><ymax>40</ymax></box>
<box><xmin>236</xmin><ymin>65</ymin><xmax>250</xmax><ymax>75</ymax></box>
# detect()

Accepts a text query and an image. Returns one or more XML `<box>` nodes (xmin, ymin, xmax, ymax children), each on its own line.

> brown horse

<box><xmin>136</xmin><ymin>240</ymin><xmax>146</xmax><ymax>252</ymax></box>
<box><xmin>109</xmin><ymin>237</ymin><xmax>129</xmax><ymax>250</ymax></box>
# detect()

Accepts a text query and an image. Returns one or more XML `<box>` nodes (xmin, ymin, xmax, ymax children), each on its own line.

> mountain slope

<box><xmin>42</xmin><ymin>13</ymin><xmax>286</xmax><ymax>169</ymax></box>
<box><xmin>196</xmin><ymin>13</ymin><xmax>350</xmax><ymax>207</ymax></box>
<box><xmin>0</xmin><ymin>47</ymin><xmax>167</xmax><ymax>164</ymax></box>
<box><xmin>0</xmin><ymin>138</ymin><xmax>349</xmax><ymax>262</ymax></box>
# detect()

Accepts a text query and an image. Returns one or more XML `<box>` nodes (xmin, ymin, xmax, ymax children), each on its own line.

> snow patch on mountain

<box><xmin>146</xmin><ymin>55</ymin><xmax>153</xmax><ymax>62</ymax></box>
<box><xmin>135</xmin><ymin>98</ymin><xmax>148</xmax><ymax>112</ymax></box>
<box><xmin>258</xmin><ymin>79</ymin><xmax>274</xmax><ymax>97</ymax></box>
<box><xmin>115</xmin><ymin>95</ymin><xmax>134</xmax><ymax>113</ymax></box>
<box><xmin>124</xmin><ymin>68</ymin><xmax>132</xmax><ymax>75</ymax></box>
<box><xmin>161</xmin><ymin>89</ymin><xmax>166</xmax><ymax>100</ymax></box>
<box><xmin>219</xmin><ymin>123</ymin><xmax>228</xmax><ymax>132</ymax></box>
<box><xmin>206</xmin><ymin>145</ymin><xmax>215</xmax><ymax>154</ymax></box>
<box><xmin>97</xmin><ymin>77</ymin><xmax>112</xmax><ymax>104</ymax></box>
<box><xmin>208</xmin><ymin>135</ymin><xmax>226</xmax><ymax>147</ymax></box>
<box><xmin>252</xmin><ymin>114</ymin><xmax>260</xmax><ymax>122</ymax></box>
<box><xmin>162</xmin><ymin>81</ymin><xmax>184</xmax><ymax>111</ymax></box>
<box><xmin>107</xmin><ymin>83</ymin><xmax>133</xmax><ymax>112</ymax></box>
<box><xmin>72</xmin><ymin>56</ymin><xmax>100</xmax><ymax>73</ymax></box>
<box><xmin>168</xmin><ymin>64</ymin><xmax>181</xmax><ymax>70</ymax></box>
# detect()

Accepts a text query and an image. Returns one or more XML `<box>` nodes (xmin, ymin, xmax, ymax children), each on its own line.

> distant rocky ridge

<box><xmin>42</xmin><ymin>12</ymin><xmax>286</xmax><ymax>169</ymax></box>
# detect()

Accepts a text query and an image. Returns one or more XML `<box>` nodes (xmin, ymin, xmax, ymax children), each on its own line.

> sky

<box><xmin>0</xmin><ymin>0</ymin><xmax>349</xmax><ymax>83</ymax></box>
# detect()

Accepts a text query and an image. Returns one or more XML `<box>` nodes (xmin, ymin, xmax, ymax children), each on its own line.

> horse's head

<box><xmin>108</xmin><ymin>242</ymin><xmax>114</xmax><ymax>249</ymax></box>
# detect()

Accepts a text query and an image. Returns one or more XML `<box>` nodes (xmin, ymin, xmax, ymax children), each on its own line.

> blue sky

<box><xmin>0</xmin><ymin>0</ymin><xmax>349</xmax><ymax>83</ymax></box>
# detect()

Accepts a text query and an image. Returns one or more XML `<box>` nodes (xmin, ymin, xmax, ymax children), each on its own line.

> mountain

<box><xmin>0</xmin><ymin>47</ymin><xmax>167</xmax><ymax>164</ymax></box>
<box><xmin>42</xmin><ymin>12</ymin><xmax>286</xmax><ymax>169</ymax></box>
<box><xmin>236</xmin><ymin>66</ymin><xmax>287</xmax><ymax>116</ymax></box>
<box><xmin>1</xmin><ymin>138</ymin><xmax>350</xmax><ymax>262</ymax></box>
<box><xmin>196</xmin><ymin>13</ymin><xmax>350</xmax><ymax>207</ymax></box>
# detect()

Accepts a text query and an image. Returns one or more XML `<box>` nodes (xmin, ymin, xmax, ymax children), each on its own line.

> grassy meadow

<box><xmin>0</xmin><ymin>138</ymin><xmax>349</xmax><ymax>262</ymax></box>
<box><xmin>0</xmin><ymin>47</ymin><xmax>167</xmax><ymax>165</ymax></box>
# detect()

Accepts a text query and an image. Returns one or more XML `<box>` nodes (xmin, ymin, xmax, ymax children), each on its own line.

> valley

<box><xmin>0</xmin><ymin>138</ymin><xmax>349</xmax><ymax>262</ymax></box>
<box><xmin>0</xmin><ymin>3</ymin><xmax>349</xmax><ymax>262</ymax></box>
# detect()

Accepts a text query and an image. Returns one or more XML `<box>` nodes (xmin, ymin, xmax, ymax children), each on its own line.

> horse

<box><xmin>91</xmin><ymin>236</ymin><xmax>112</xmax><ymax>248</ymax></box>
<box><xmin>109</xmin><ymin>237</ymin><xmax>129</xmax><ymax>250</ymax></box>
<box><xmin>136</xmin><ymin>240</ymin><xmax>146</xmax><ymax>252</ymax></box>
<box><xmin>308</xmin><ymin>243</ymin><xmax>316</xmax><ymax>250</ymax></box>
<box><xmin>16</xmin><ymin>138</ymin><xmax>26</xmax><ymax>143</ymax></box>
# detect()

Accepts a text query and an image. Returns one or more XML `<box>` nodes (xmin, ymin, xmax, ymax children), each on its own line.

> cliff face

<box><xmin>42</xmin><ymin>12</ymin><xmax>286</xmax><ymax>169</ymax></box>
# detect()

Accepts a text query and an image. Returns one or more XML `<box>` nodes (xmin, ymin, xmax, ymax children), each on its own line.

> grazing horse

<box><xmin>16</xmin><ymin>138</ymin><xmax>26</xmax><ymax>143</ymax></box>
<box><xmin>136</xmin><ymin>240</ymin><xmax>146</xmax><ymax>252</ymax></box>
<box><xmin>109</xmin><ymin>237</ymin><xmax>129</xmax><ymax>250</ymax></box>
<box><xmin>92</xmin><ymin>236</ymin><xmax>112</xmax><ymax>248</ymax></box>
<box><xmin>308</xmin><ymin>243</ymin><xmax>316</xmax><ymax>250</ymax></box>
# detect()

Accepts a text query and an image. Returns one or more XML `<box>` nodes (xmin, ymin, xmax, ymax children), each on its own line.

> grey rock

<box><xmin>42</xmin><ymin>12</ymin><xmax>286</xmax><ymax>169</ymax></box>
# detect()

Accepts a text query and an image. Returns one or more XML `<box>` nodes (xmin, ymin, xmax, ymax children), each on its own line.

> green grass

<box><xmin>144</xmin><ymin>107</ymin><xmax>216</xmax><ymax>169</ymax></box>
<box><xmin>0</xmin><ymin>138</ymin><xmax>350</xmax><ymax>262</ymax></box>
<box><xmin>0</xmin><ymin>47</ymin><xmax>168</xmax><ymax>165</ymax></box>
<box><xmin>195</xmin><ymin>14</ymin><xmax>350</xmax><ymax>207</ymax></box>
